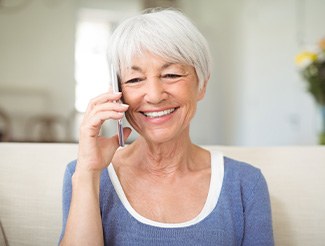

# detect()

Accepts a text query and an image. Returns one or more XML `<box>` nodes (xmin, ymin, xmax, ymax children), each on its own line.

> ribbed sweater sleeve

<box><xmin>241</xmin><ymin>170</ymin><xmax>274</xmax><ymax>245</ymax></box>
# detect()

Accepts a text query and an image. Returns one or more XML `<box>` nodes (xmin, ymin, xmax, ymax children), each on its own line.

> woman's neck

<box><xmin>131</xmin><ymin>134</ymin><xmax>196</xmax><ymax>178</ymax></box>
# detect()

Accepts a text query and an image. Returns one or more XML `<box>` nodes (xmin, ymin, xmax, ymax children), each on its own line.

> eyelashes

<box><xmin>125</xmin><ymin>78</ymin><xmax>143</xmax><ymax>84</ymax></box>
<box><xmin>162</xmin><ymin>74</ymin><xmax>183</xmax><ymax>79</ymax></box>
<box><xmin>124</xmin><ymin>74</ymin><xmax>184</xmax><ymax>84</ymax></box>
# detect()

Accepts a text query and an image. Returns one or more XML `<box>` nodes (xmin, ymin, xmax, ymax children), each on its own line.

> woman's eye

<box><xmin>162</xmin><ymin>74</ymin><xmax>182</xmax><ymax>79</ymax></box>
<box><xmin>125</xmin><ymin>78</ymin><xmax>143</xmax><ymax>84</ymax></box>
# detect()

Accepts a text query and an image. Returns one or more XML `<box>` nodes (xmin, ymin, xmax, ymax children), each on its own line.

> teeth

<box><xmin>143</xmin><ymin>108</ymin><xmax>176</xmax><ymax>118</ymax></box>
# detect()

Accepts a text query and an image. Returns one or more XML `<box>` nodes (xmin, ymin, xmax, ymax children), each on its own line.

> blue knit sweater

<box><xmin>60</xmin><ymin>153</ymin><xmax>274</xmax><ymax>245</ymax></box>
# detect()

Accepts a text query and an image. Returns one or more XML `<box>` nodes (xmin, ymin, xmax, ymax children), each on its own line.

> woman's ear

<box><xmin>197</xmin><ymin>78</ymin><xmax>209</xmax><ymax>101</ymax></box>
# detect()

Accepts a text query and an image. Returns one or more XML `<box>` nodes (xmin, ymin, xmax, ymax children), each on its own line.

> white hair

<box><xmin>108</xmin><ymin>8</ymin><xmax>211</xmax><ymax>90</ymax></box>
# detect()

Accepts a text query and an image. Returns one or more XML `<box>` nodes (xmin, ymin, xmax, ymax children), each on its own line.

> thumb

<box><xmin>99</xmin><ymin>127</ymin><xmax>132</xmax><ymax>149</ymax></box>
<box><xmin>120</xmin><ymin>127</ymin><xmax>132</xmax><ymax>145</ymax></box>
<box><xmin>97</xmin><ymin>127</ymin><xmax>132</xmax><ymax>164</ymax></box>
<box><xmin>98</xmin><ymin>127</ymin><xmax>132</xmax><ymax>157</ymax></box>
<box><xmin>123</xmin><ymin>127</ymin><xmax>132</xmax><ymax>140</ymax></box>
<box><xmin>110</xmin><ymin>127</ymin><xmax>133</xmax><ymax>147</ymax></box>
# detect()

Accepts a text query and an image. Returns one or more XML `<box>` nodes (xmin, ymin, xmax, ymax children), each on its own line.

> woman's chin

<box><xmin>141</xmin><ymin>127</ymin><xmax>189</xmax><ymax>145</ymax></box>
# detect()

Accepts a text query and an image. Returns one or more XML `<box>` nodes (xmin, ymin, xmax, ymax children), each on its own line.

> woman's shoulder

<box><xmin>65</xmin><ymin>160</ymin><xmax>77</xmax><ymax>174</ymax></box>
<box><xmin>221</xmin><ymin>155</ymin><xmax>268</xmax><ymax>201</ymax></box>
<box><xmin>223</xmin><ymin>156</ymin><xmax>262</xmax><ymax>178</ymax></box>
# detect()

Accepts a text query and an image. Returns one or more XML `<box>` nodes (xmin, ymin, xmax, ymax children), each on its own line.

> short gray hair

<box><xmin>108</xmin><ymin>8</ymin><xmax>211</xmax><ymax>90</ymax></box>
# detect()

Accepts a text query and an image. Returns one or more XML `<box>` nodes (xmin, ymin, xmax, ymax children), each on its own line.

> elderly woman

<box><xmin>59</xmin><ymin>9</ymin><xmax>273</xmax><ymax>245</ymax></box>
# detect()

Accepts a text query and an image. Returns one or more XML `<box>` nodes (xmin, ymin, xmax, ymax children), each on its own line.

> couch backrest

<box><xmin>0</xmin><ymin>143</ymin><xmax>77</xmax><ymax>246</ymax></box>
<box><xmin>0</xmin><ymin>143</ymin><xmax>324</xmax><ymax>246</ymax></box>
<box><xmin>211</xmin><ymin>145</ymin><xmax>325</xmax><ymax>246</ymax></box>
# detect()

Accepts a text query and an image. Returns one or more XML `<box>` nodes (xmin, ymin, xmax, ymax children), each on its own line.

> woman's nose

<box><xmin>144</xmin><ymin>78</ymin><xmax>168</xmax><ymax>104</ymax></box>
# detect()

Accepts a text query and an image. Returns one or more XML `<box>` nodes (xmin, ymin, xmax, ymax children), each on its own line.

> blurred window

<box><xmin>74</xmin><ymin>10</ymin><xmax>115</xmax><ymax>112</ymax></box>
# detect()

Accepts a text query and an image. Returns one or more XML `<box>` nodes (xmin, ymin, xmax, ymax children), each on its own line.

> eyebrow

<box><xmin>129</xmin><ymin>62</ymin><xmax>176</xmax><ymax>72</ymax></box>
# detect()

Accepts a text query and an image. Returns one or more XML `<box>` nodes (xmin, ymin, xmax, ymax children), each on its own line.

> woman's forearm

<box><xmin>60</xmin><ymin>169</ymin><xmax>104</xmax><ymax>246</ymax></box>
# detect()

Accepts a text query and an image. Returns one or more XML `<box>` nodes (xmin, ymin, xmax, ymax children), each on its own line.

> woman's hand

<box><xmin>77</xmin><ymin>91</ymin><xmax>131</xmax><ymax>174</ymax></box>
<box><xmin>61</xmin><ymin>91</ymin><xmax>131</xmax><ymax>245</ymax></box>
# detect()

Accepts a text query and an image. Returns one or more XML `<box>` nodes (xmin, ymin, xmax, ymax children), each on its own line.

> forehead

<box><xmin>120</xmin><ymin>48</ymin><xmax>173</xmax><ymax>66</ymax></box>
<box><xmin>121</xmin><ymin>52</ymin><xmax>191</xmax><ymax>73</ymax></box>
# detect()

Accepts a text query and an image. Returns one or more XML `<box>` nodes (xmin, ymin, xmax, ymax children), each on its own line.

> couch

<box><xmin>0</xmin><ymin>143</ymin><xmax>324</xmax><ymax>245</ymax></box>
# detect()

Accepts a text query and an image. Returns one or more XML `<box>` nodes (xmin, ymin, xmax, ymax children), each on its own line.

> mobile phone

<box><xmin>110</xmin><ymin>64</ymin><xmax>125</xmax><ymax>147</ymax></box>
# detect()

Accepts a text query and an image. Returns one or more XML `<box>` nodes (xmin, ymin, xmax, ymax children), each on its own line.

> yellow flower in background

<box><xmin>295</xmin><ymin>37</ymin><xmax>325</xmax><ymax>106</ymax></box>
<box><xmin>295</xmin><ymin>37</ymin><xmax>325</xmax><ymax>144</ymax></box>
<box><xmin>295</xmin><ymin>51</ymin><xmax>318</xmax><ymax>68</ymax></box>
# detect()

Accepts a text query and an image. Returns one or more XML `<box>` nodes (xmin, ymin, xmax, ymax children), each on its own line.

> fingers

<box><xmin>81</xmin><ymin>92</ymin><xmax>129</xmax><ymax>138</ymax></box>
<box><xmin>90</xmin><ymin>102</ymin><xmax>128</xmax><ymax>117</ymax></box>
<box><xmin>85</xmin><ymin>92</ymin><xmax>128</xmax><ymax>122</ymax></box>
<box><xmin>86</xmin><ymin>92</ymin><xmax>123</xmax><ymax>112</ymax></box>
<box><xmin>76</xmin><ymin>93</ymin><xmax>131</xmax><ymax>174</ymax></box>
<box><xmin>85</xmin><ymin>104</ymin><xmax>128</xmax><ymax>128</ymax></box>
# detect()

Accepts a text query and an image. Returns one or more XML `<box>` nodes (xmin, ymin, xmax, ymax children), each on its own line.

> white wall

<box><xmin>182</xmin><ymin>0</ymin><xmax>325</xmax><ymax>145</ymax></box>
<box><xmin>179</xmin><ymin>0</ymin><xmax>245</xmax><ymax>145</ymax></box>
<box><xmin>0</xmin><ymin>0</ymin><xmax>76</xmax><ymax>140</ymax></box>
<box><xmin>236</xmin><ymin>0</ymin><xmax>325</xmax><ymax>145</ymax></box>
<box><xmin>0</xmin><ymin>0</ymin><xmax>324</xmax><ymax>145</ymax></box>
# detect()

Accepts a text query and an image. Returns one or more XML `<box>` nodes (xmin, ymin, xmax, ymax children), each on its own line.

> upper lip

<box><xmin>140</xmin><ymin>107</ymin><xmax>179</xmax><ymax>114</ymax></box>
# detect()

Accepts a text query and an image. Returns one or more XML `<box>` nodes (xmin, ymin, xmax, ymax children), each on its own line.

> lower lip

<box><xmin>142</xmin><ymin>109</ymin><xmax>177</xmax><ymax>124</ymax></box>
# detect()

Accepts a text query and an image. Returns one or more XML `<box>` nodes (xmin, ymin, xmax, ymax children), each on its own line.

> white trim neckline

<box><xmin>108</xmin><ymin>151</ymin><xmax>224</xmax><ymax>228</ymax></box>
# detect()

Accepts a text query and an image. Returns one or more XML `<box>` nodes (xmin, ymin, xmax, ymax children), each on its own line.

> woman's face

<box><xmin>120</xmin><ymin>52</ymin><xmax>206</xmax><ymax>144</ymax></box>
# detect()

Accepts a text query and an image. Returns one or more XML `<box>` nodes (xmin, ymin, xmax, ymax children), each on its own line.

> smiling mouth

<box><xmin>141</xmin><ymin>108</ymin><xmax>178</xmax><ymax>118</ymax></box>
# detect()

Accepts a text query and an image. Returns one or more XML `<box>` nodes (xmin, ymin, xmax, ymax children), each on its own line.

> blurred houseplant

<box><xmin>295</xmin><ymin>38</ymin><xmax>325</xmax><ymax>144</ymax></box>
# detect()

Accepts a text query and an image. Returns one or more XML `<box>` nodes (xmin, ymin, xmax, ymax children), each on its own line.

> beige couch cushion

<box><xmin>209</xmin><ymin>146</ymin><xmax>325</xmax><ymax>246</ymax></box>
<box><xmin>0</xmin><ymin>143</ymin><xmax>324</xmax><ymax>245</ymax></box>
<box><xmin>0</xmin><ymin>143</ymin><xmax>77</xmax><ymax>246</ymax></box>
<box><xmin>0</xmin><ymin>220</ymin><xmax>8</xmax><ymax>246</ymax></box>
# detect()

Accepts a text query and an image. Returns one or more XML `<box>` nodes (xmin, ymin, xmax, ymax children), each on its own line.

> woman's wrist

<box><xmin>72</xmin><ymin>165</ymin><xmax>102</xmax><ymax>192</ymax></box>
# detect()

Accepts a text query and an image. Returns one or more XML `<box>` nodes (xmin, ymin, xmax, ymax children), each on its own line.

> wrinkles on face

<box><xmin>120</xmin><ymin>52</ymin><xmax>204</xmax><ymax>145</ymax></box>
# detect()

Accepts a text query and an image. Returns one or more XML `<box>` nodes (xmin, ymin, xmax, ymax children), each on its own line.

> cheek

<box><xmin>124</xmin><ymin>107</ymin><xmax>139</xmax><ymax>131</ymax></box>
<box><xmin>121</xmin><ymin>88</ymin><xmax>137</xmax><ymax>105</ymax></box>
<box><xmin>122</xmin><ymin>89</ymin><xmax>141</xmax><ymax>120</ymax></box>
<box><xmin>176</xmin><ymin>87</ymin><xmax>199</xmax><ymax>105</ymax></box>
<box><xmin>184</xmin><ymin>88</ymin><xmax>201</xmax><ymax>114</ymax></box>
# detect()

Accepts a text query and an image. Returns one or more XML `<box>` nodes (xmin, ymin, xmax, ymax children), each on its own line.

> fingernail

<box><xmin>121</xmin><ymin>104</ymin><xmax>129</xmax><ymax>108</ymax></box>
